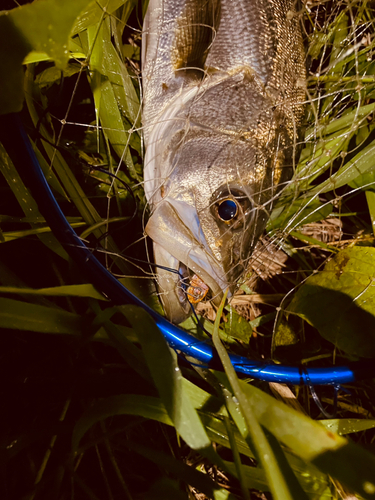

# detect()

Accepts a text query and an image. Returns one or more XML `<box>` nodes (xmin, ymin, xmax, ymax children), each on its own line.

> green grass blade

<box><xmin>0</xmin><ymin>284</ymin><xmax>107</xmax><ymax>300</ymax></box>
<box><xmin>72</xmin><ymin>394</ymin><xmax>173</xmax><ymax>452</ymax></box>
<box><xmin>309</xmin><ymin>138</ymin><xmax>375</xmax><ymax>195</ymax></box>
<box><xmin>124</xmin><ymin>441</ymin><xmax>238</xmax><ymax>500</ymax></box>
<box><xmin>223</xmin><ymin>415</ymin><xmax>250</xmax><ymax>500</ymax></box>
<box><xmin>0</xmin><ymin>297</ymin><xmax>83</xmax><ymax>334</ymax></box>
<box><xmin>366</xmin><ymin>190</ymin><xmax>375</xmax><ymax>235</ymax></box>
<box><xmin>0</xmin><ymin>0</ymin><xmax>93</xmax><ymax>114</ymax></box>
<box><xmin>23</xmin><ymin>65</ymin><xmax>154</xmax><ymax>301</ymax></box>
<box><xmin>89</xmin><ymin>304</ymin><xmax>149</xmax><ymax>380</ymax></box>
<box><xmin>120</xmin><ymin>305</ymin><xmax>212</xmax><ymax>452</ymax></box>
<box><xmin>215</xmin><ymin>372</ymin><xmax>375</xmax><ymax>500</ymax></box>
<box><xmin>2</xmin><ymin>223</ymin><xmax>85</xmax><ymax>242</ymax></box>
<box><xmin>87</xmin><ymin>18</ymin><xmax>141</xmax><ymax>176</ymax></box>
<box><xmin>72</xmin><ymin>0</ymin><xmax>127</xmax><ymax>35</ymax></box>
<box><xmin>320</xmin><ymin>419</ymin><xmax>375</xmax><ymax>435</ymax></box>
<box><xmin>212</xmin><ymin>291</ymin><xmax>299</xmax><ymax>500</ymax></box>
<box><xmin>0</xmin><ymin>143</ymin><xmax>69</xmax><ymax>259</ymax></box>
<box><xmin>305</xmin><ymin>101</ymin><xmax>375</xmax><ymax>140</ymax></box>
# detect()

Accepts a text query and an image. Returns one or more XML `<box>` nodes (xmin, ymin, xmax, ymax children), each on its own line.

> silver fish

<box><xmin>142</xmin><ymin>0</ymin><xmax>306</xmax><ymax>323</ymax></box>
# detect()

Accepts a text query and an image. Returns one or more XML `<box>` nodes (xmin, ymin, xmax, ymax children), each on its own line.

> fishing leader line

<box><xmin>1</xmin><ymin>112</ymin><xmax>375</xmax><ymax>386</ymax></box>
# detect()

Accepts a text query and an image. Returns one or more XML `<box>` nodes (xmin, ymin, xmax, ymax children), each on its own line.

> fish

<box><xmin>142</xmin><ymin>0</ymin><xmax>306</xmax><ymax>323</ymax></box>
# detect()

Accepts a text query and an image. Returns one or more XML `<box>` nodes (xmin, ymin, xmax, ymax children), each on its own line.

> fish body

<box><xmin>142</xmin><ymin>0</ymin><xmax>306</xmax><ymax>323</ymax></box>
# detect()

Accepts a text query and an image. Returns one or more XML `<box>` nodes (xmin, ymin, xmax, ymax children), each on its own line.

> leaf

<box><xmin>268</xmin><ymin>196</ymin><xmax>333</xmax><ymax>233</ymax></box>
<box><xmin>143</xmin><ymin>478</ymin><xmax>189</xmax><ymax>500</ymax></box>
<box><xmin>24</xmin><ymin>65</ymin><xmax>154</xmax><ymax>304</ymax></box>
<box><xmin>72</xmin><ymin>394</ymin><xmax>173</xmax><ymax>451</ymax></box>
<box><xmin>2</xmin><ymin>223</ymin><xmax>85</xmax><ymax>242</ymax></box>
<box><xmin>71</xmin><ymin>374</ymin><xmax>335</xmax><ymax>498</ymax></box>
<box><xmin>249</xmin><ymin>312</ymin><xmax>276</xmax><ymax>329</ymax></box>
<box><xmin>0</xmin><ymin>143</ymin><xmax>69</xmax><ymax>259</ymax></box>
<box><xmin>0</xmin><ymin>297</ymin><xmax>83</xmax><ymax>334</ymax></box>
<box><xmin>0</xmin><ymin>260</ymin><xmax>56</xmax><ymax>308</ymax></box>
<box><xmin>87</xmin><ymin>17</ymin><xmax>141</xmax><ymax>174</ymax></box>
<box><xmin>71</xmin><ymin>376</ymin><xmax>228</xmax><ymax>452</ymax></box>
<box><xmin>201</xmin><ymin>411</ymin><xmax>332</xmax><ymax>499</ymax></box>
<box><xmin>305</xmin><ymin>101</ymin><xmax>375</xmax><ymax>140</ymax></box>
<box><xmin>180</xmin><ymin>314</ymin><xmax>244</xmax><ymax>345</ymax></box>
<box><xmin>23</xmin><ymin>48</ymin><xmax>86</xmax><ymax>64</ymax></box>
<box><xmin>223</xmin><ymin>461</ymin><xmax>269</xmax><ymax>493</ymax></box>
<box><xmin>273</xmin><ymin>319</ymin><xmax>299</xmax><ymax>348</ymax></box>
<box><xmin>349</xmin><ymin>168</ymin><xmax>375</xmax><ymax>193</ymax></box>
<box><xmin>71</xmin><ymin>0</ymin><xmax>127</xmax><ymax>35</ymax></box>
<box><xmin>348</xmin><ymin>168</ymin><xmax>375</xmax><ymax>235</ymax></box>
<box><xmin>125</xmin><ymin>441</ymin><xmax>238</xmax><ymax>500</ymax></box>
<box><xmin>215</xmin><ymin>372</ymin><xmax>375</xmax><ymax>499</ymax></box>
<box><xmin>223</xmin><ymin>415</ymin><xmax>250</xmax><ymax>499</ymax></box>
<box><xmin>285</xmin><ymin>133</ymin><xmax>351</xmax><ymax>195</ymax></box>
<box><xmin>321</xmin><ymin>419</ymin><xmax>375</xmax><ymax>435</ymax></box>
<box><xmin>90</xmin><ymin>305</ymin><xmax>149</xmax><ymax>381</ymax></box>
<box><xmin>119</xmin><ymin>305</ymin><xmax>212</xmax><ymax>452</ymax></box>
<box><xmin>223</xmin><ymin>309</ymin><xmax>252</xmax><ymax>343</ymax></box>
<box><xmin>30</xmin><ymin>140</ymin><xmax>70</xmax><ymax>201</ymax></box>
<box><xmin>0</xmin><ymin>284</ymin><xmax>107</xmax><ymax>300</ymax></box>
<box><xmin>0</xmin><ymin>0</ymin><xmax>92</xmax><ymax>114</ymax></box>
<box><xmin>309</xmin><ymin>138</ymin><xmax>375</xmax><ymax>195</ymax></box>
<box><xmin>287</xmin><ymin>246</ymin><xmax>375</xmax><ymax>357</ymax></box>
<box><xmin>366</xmin><ymin>190</ymin><xmax>375</xmax><ymax>236</ymax></box>
<box><xmin>212</xmin><ymin>292</ymin><xmax>299</xmax><ymax>500</ymax></box>
<box><xmin>35</xmin><ymin>64</ymin><xmax>81</xmax><ymax>90</ymax></box>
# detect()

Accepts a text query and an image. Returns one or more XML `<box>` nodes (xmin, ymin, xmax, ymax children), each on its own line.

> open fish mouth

<box><xmin>145</xmin><ymin>199</ymin><xmax>229</xmax><ymax>324</ymax></box>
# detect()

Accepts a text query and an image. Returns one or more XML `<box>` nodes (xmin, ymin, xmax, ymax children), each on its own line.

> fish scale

<box><xmin>142</xmin><ymin>0</ymin><xmax>306</xmax><ymax>323</ymax></box>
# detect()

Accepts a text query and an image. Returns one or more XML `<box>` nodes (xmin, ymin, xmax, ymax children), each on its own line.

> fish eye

<box><xmin>217</xmin><ymin>198</ymin><xmax>238</xmax><ymax>222</ymax></box>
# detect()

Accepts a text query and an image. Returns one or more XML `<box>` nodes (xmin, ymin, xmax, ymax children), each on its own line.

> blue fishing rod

<box><xmin>1</xmin><ymin>112</ymin><xmax>373</xmax><ymax>386</ymax></box>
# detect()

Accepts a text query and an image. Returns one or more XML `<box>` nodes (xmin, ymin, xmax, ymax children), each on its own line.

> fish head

<box><xmin>145</xmin><ymin>121</ymin><xmax>290</xmax><ymax>323</ymax></box>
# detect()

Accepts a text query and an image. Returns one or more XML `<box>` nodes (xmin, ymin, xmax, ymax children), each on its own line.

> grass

<box><xmin>1</xmin><ymin>0</ymin><xmax>375</xmax><ymax>499</ymax></box>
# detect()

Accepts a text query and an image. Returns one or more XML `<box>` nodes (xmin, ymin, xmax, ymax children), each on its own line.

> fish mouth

<box><xmin>145</xmin><ymin>199</ymin><xmax>228</xmax><ymax>324</ymax></box>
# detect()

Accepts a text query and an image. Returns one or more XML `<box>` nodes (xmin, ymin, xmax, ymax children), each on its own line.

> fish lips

<box><xmin>145</xmin><ymin>198</ymin><xmax>228</xmax><ymax>323</ymax></box>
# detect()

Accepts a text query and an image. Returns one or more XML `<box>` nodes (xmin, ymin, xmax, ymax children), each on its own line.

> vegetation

<box><xmin>1</xmin><ymin>0</ymin><xmax>375</xmax><ymax>499</ymax></box>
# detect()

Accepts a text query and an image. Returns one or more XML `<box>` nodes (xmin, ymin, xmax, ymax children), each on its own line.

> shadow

<box><xmin>287</xmin><ymin>284</ymin><xmax>375</xmax><ymax>358</ymax></box>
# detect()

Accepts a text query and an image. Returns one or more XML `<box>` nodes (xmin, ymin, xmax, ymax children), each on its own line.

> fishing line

<box><xmin>34</xmin><ymin>128</ymin><xmax>139</xmax><ymax>225</ymax></box>
<box><xmin>122</xmin><ymin>254</ymin><xmax>213</xmax><ymax>337</ymax></box>
<box><xmin>2</xmin><ymin>112</ymin><xmax>375</xmax><ymax>385</ymax></box>
<box><xmin>88</xmin><ymin>166</ymin><xmax>138</xmax><ymax>238</ymax></box>
<box><xmin>309</xmin><ymin>384</ymin><xmax>338</xmax><ymax>419</ymax></box>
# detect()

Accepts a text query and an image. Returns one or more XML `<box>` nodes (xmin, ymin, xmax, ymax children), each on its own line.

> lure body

<box><xmin>142</xmin><ymin>0</ymin><xmax>306</xmax><ymax>323</ymax></box>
